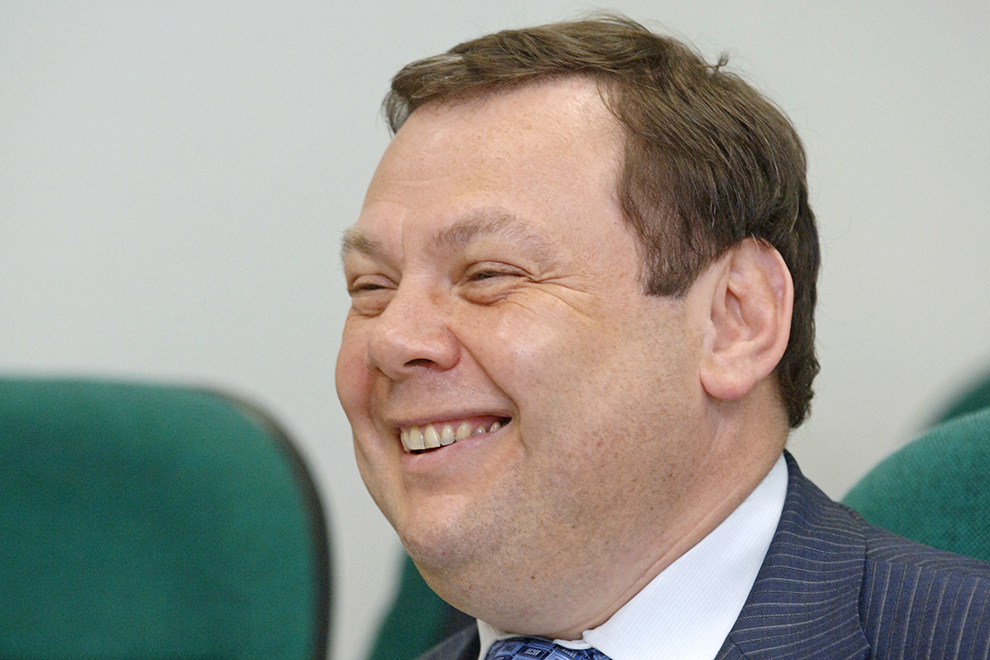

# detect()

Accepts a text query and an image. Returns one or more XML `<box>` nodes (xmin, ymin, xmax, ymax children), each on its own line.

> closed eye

<box><xmin>464</xmin><ymin>263</ymin><xmax>527</xmax><ymax>282</ymax></box>
<box><xmin>346</xmin><ymin>274</ymin><xmax>397</xmax><ymax>315</ymax></box>
<box><xmin>347</xmin><ymin>274</ymin><xmax>397</xmax><ymax>296</ymax></box>
<box><xmin>349</xmin><ymin>281</ymin><xmax>389</xmax><ymax>293</ymax></box>
<box><xmin>469</xmin><ymin>269</ymin><xmax>511</xmax><ymax>281</ymax></box>
<box><xmin>459</xmin><ymin>263</ymin><xmax>530</xmax><ymax>303</ymax></box>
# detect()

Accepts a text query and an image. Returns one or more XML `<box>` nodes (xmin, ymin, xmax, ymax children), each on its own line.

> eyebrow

<box><xmin>340</xmin><ymin>228</ymin><xmax>384</xmax><ymax>261</ymax></box>
<box><xmin>434</xmin><ymin>210</ymin><xmax>554</xmax><ymax>261</ymax></box>
<box><xmin>340</xmin><ymin>209</ymin><xmax>556</xmax><ymax>264</ymax></box>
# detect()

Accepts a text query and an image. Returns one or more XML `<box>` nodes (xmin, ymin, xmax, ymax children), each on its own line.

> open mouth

<box><xmin>400</xmin><ymin>416</ymin><xmax>511</xmax><ymax>453</ymax></box>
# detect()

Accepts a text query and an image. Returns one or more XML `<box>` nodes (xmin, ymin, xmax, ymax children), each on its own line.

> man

<box><xmin>336</xmin><ymin>15</ymin><xmax>990</xmax><ymax>660</ymax></box>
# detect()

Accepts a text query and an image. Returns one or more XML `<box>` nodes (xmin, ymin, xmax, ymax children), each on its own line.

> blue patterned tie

<box><xmin>485</xmin><ymin>637</ymin><xmax>612</xmax><ymax>660</ymax></box>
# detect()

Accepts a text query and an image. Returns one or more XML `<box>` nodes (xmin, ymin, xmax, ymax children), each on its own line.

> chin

<box><xmin>398</xmin><ymin>508</ymin><xmax>472</xmax><ymax>567</ymax></box>
<box><xmin>398</xmin><ymin>501</ymin><xmax>508</xmax><ymax>590</ymax></box>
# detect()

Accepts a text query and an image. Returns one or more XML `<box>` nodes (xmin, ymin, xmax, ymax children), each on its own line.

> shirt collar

<box><xmin>477</xmin><ymin>454</ymin><xmax>788</xmax><ymax>660</ymax></box>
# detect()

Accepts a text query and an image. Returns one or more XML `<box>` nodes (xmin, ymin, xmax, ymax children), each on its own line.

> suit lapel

<box><xmin>716</xmin><ymin>452</ymin><xmax>871</xmax><ymax>660</ymax></box>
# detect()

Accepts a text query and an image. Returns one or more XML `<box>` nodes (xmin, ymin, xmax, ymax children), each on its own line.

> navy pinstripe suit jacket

<box><xmin>418</xmin><ymin>453</ymin><xmax>990</xmax><ymax>660</ymax></box>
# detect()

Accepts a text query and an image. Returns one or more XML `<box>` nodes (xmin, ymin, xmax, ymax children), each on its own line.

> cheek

<box><xmin>335</xmin><ymin>325</ymin><xmax>373</xmax><ymax>420</ymax></box>
<box><xmin>336</xmin><ymin>327</ymin><xmax>394</xmax><ymax>471</ymax></box>
<box><xmin>469</xmin><ymin>306</ymin><xmax>578</xmax><ymax>396</ymax></box>
<box><xmin>465</xmin><ymin>305</ymin><xmax>607</xmax><ymax>456</ymax></box>
<box><xmin>337</xmin><ymin>334</ymin><xmax>402</xmax><ymax>524</ymax></box>
<box><xmin>480</xmin><ymin>303</ymin><xmax>617</xmax><ymax>393</ymax></box>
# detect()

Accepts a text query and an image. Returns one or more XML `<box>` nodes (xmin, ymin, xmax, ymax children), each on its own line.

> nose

<box><xmin>365</xmin><ymin>281</ymin><xmax>460</xmax><ymax>379</ymax></box>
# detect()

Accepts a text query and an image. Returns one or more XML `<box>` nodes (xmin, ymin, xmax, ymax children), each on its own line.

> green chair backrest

<box><xmin>0</xmin><ymin>378</ymin><xmax>331</xmax><ymax>660</ymax></box>
<box><xmin>934</xmin><ymin>369</ymin><xmax>990</xmax><ymax>425</ymax></box>
<box><xmin>843</xmin><ymin>407</ymin><xmax>990</xmax><ymax>563</ymax></box>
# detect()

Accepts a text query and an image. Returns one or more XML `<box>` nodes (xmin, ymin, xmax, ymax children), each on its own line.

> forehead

<box><xmin>346</xmin><ymin>78</ymin><xmax>627</xmax><ymax>259</ymax></box>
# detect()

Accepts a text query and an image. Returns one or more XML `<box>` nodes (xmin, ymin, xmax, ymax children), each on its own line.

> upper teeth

<box><xmin>401</xmin><ymin>420</ymin><xmax>503</xmax><ymax>452</ymax></box>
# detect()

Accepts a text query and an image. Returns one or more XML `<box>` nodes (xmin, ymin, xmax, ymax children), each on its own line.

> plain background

<box><xmin>2</xmin><ymin>1</ymin><xmax>988</xmax><ymax>658</ymax></box>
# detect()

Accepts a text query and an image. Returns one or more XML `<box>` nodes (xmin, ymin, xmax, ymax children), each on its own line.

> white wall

<box><xmin>2</xmin><ymin>2</ymin><xmax>988</xmax><ymax>659</ymax></box>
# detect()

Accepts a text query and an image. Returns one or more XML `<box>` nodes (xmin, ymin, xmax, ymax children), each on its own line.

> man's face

<box><xmin>337</xmin><ymin>79</ymin><xmax>713</xmax><ymax>633</ymax></box>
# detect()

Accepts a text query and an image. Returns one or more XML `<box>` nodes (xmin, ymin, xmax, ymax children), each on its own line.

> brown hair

<box><xmin>383</xmin><ymin>15</ymin><xmax>820</xmax><ymax>427</ymax></box>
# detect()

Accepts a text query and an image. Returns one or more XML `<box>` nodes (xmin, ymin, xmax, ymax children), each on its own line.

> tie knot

<box><xmin>486</xmin><ymin>637</ymin><xmax>611</xmax><ymax>660</ymax></box>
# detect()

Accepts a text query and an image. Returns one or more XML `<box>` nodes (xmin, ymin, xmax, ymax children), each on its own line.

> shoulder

<box><xmin>723</xmin><ymin>453</ymin><xmax>990</xmax><ymax>659</ymax></box>
<box><xmin>862</xmin><ymin>521</ymin><xmax>990</xmax><ymax>577</ymax></box>
<box><xmin>415</xmin><ymin>625</ymin><xmax>479</xmax><ymax>660</ymax></box>
<box><xmin>786</xmin><ymin>454</ymin><xmax>990</xmax><ymax>656</ymax></box>
<box><xmin>784</xmin><ymin>451</ymin><xmax>990</xmax><ymax>595</ymax></box>
<box><xmin>858</xmin><ymin>522</ymin><xmax>990</xmax><ymax>657</ymax></box>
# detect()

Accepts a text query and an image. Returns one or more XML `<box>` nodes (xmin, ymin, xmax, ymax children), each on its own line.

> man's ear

<box><xmin>699</xmin><ymin>238</ymin><xmax>793</xmax><ymax>402</ymax></box>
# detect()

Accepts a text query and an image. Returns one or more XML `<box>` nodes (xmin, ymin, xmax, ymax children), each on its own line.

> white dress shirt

<box><xmin>477</xmin><ymin>454</ymin><xmax>788</xmax><ymax>660</ymax></box>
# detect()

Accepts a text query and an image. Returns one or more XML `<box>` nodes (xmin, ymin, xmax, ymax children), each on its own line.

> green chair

<box><xmin>933</xmin><ymin>369</ymin><xmax>990</xmax><ymax>425</ymax></box>
<box><xmin>366</xmin><ymin>553</ymin><xmax>472</xmax><ymax>660</ymax></box>
<box><xmin>843</xmin><ymin>407</ymin><xmax>990</xmax><ymax>563</ymax></box>
<box><xmin>0</xmin><ymin>377</ymin><xmax>331</xmax><ymax>660</ymax></box>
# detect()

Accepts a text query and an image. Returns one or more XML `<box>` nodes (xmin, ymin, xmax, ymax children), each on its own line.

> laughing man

<box><xmin>337</xmin><ymin>16</ymin><xmax>990</xmax><ymax>660</ymax></box>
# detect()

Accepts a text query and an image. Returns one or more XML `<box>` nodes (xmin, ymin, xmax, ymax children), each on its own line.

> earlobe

<box><xmin>699</xmin><ymin>239</ymin><xmax>793</xmax><ymax>402</ymax></box>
